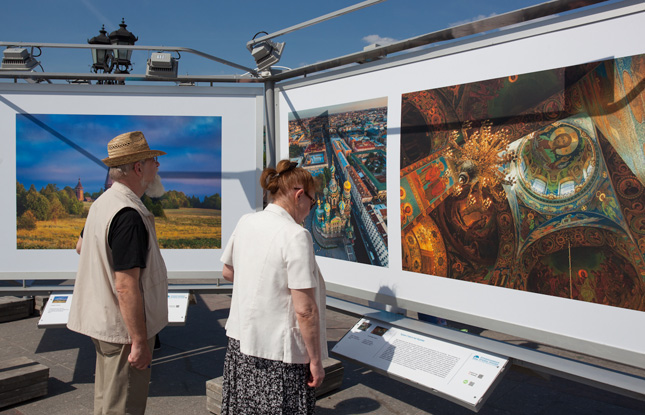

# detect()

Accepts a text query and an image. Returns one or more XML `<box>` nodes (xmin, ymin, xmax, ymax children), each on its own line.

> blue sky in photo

<box><xmin>16</xmin><ymin>114</ymin><xmax>222</xmax><ymax>199</ymax></box>
<box><xmin>1</xmin><ymin>1</ymin><xmax>621</xmax><ymax>78</ymax></box>
<box><xmin>288</xmin><ymin>97</ymin><xmax>388</xmax><ymax>120</ymax></box>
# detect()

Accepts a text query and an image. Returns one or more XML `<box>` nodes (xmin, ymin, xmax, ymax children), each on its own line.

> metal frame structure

<box><xmin>0</xmin><ymin>43</ymin><xmax>260</xmax><ymax>83</ymax></box>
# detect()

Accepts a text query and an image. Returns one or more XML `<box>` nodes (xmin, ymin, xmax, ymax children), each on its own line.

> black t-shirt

<box><xmin>81</xmin><ymin>207</ymin><xmax>148</xmax><ymax>271</ymax></box>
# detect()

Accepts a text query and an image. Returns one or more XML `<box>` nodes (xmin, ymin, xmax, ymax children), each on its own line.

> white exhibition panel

<box><xmin>277</xmin><ymin>4</ymin><xmax>645</xmax><ymax>367</ymax></box>
<box><xmin>0</xmin><ymin>84</ymin><xmax>263</xmax><ymax>277</ymax></box>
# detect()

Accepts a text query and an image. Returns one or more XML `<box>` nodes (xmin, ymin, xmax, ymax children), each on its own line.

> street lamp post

<box><xmin>108</xmin><ymin>18</ymin><xmax>138</xmax><ymax>75</ymax></box>
<box><xmin>88</xmin><ymin>25</ymin><xmax>112</xmax><ymax>84</ymax></box>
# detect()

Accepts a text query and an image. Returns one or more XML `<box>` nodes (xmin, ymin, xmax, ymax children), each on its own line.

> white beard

<box><xmin>144</xmin><ymin>174</ymin><xmax>165</xmax><ymax>198</ymax></box>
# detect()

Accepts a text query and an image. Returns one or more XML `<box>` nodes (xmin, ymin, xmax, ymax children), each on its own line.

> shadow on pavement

<box><xmin>316</xmin><ymin>397</ymin><xmax>381</xmax><ymax>414</ymax></box>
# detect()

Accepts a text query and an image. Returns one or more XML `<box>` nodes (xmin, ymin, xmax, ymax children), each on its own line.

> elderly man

<box><xmin>68</xmin><ymin>131</ymin><xmax>168</xmax><ymax>415</ymax></box>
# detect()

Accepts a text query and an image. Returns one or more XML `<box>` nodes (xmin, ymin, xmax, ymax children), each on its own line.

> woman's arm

<box><xmin>75</xmin><ymin>236</ymin><xmax>83</xmax><ymax>254</ymax></box>
<box><xmin>222</xmin><ymin>264</ymin><xmax>234</xmax><ymax>282</ymax></box>
<box><xmin>291</xmin><ymin>287</ymin><xmax>324</xmax><ymax>388</ymax></box>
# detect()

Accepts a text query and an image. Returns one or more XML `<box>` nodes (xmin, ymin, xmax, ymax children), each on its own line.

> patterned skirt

<box><xmin>221</xmin><ymin>337</ymin><xmax>316</xmax><ymax>415</ymax></box>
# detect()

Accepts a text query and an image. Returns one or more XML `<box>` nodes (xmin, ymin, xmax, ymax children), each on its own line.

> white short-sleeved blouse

<box><xmin>220</xmin><ymin>203</ymin><xmax>327</xmax><ymax>364</ymax></box>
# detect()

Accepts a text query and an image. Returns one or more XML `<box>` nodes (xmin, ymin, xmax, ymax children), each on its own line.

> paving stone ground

<box><xmin>1</xmin><ymin>293</ymin><xmax>643</xmax><ymax>415</ymax></box>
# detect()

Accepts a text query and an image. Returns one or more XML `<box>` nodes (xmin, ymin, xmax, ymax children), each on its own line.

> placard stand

<box><xmin>38</xmin><ymin>291</ymin><xmax>190</xmax><ymax>328</ymax></box>
<box><xmin>332</xmin><ymin>317</ymin><xmax>509</xmax><ymax>412</ymax></box>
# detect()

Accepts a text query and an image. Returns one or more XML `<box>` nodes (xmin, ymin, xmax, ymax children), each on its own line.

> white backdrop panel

<box><xmin>277</xmin><ymin>5</ymin><xmax>645</xmax><ymax>367</ymax></box>
<box><xmin>0</xmin><ymin>84</ymin><xmax>262</xmax><ymax>277</ymax></box>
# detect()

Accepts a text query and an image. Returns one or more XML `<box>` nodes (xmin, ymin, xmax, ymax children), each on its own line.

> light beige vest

<box><xmin>67</xmin><ymin>181</ymin><xmax>168</xmax><ymax>343</ymax></box>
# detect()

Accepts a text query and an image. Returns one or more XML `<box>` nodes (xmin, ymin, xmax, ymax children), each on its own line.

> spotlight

<box><xmin>249</xmin><ymin>37</ymin><xmax>285</xmax><ymax>74</ymax></box>
<box><xmin>358</xmin><ymin>43</ymin><xmax>385</xmax><ymax>64</ymax></box>
<box><xmin>146</xmin><ymin>52</ymin><xmax>178</xmax><ymax>78</ymax></box>
<box><xmin>0</xmin><ymin>48</ymin><xmax>39</xmax><ymax>71</ymax></box>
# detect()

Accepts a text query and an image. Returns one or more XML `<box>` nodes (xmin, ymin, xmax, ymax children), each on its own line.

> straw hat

<box><xmin>102</xmin><ymin>131</ymin><xmax>166</xmax><ymax>167</ymax></box>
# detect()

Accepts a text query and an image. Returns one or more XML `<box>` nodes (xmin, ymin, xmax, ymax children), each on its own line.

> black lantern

<box><xmin>88</xmin><ymin>25</ymin><xmax>112</xmax><ymax>73</ymax></box>
<box><xmin>108</xmin><ymin>18</ymin><xmax>137</xmax><ymax>74</ymax></box>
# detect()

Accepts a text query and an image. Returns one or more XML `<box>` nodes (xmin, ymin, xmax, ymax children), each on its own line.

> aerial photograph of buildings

<box><xmin>400</xmin><ymin>53</ymin><xmax>645</xmax><ymax>312</ymax></box>
<box><xmin>289</xmin><ymin>98</ymin><xmax>388</xmax><ymax>267</ymax></box>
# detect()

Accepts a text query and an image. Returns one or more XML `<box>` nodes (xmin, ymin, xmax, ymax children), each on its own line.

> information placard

<box><xmin>167</xmin><ymin>291</ymin><xmax>189</xmax><ymax>326</ymax></box>
<box><xmin>332</xmin><ymin>318</ymin><xmax>508</xmax><ymax>411</ymax></box>
<box><xmin>38</xmin><ymin>291</ymin><xmax>190</xmax><ymax>328</ymax></box>
<box><xmin>38</xmin><ymin>293</ymin><xmax>73</xmax><ymax>328</ymax></box>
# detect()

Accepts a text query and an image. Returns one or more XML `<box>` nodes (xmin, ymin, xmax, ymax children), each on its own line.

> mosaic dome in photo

<box><xmin>399</xmin><ymin>54</ymin><xmax>645</xmax><ymax>312</ymax></box>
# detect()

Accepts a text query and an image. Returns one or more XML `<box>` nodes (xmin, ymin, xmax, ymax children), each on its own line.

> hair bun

<box><xmin>277</xmin><ymin>160</ymin><xmax>297</xmax><ymax>174</ymax></box>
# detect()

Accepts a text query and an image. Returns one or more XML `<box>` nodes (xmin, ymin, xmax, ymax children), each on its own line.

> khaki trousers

<box><xmin>92</xmin><ymin>337</ymin><xmax>155</xmax><ymax>415</ymax></box>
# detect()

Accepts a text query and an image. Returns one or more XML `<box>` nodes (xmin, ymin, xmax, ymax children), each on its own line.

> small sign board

<box><xmin>332</xmin><ymin>318</ymin><xmax>509</xmax><ymax>412</ymax></box>
<box><xmin>38</xmin><ymin>293</ymin><xmax>73</xmax><ymax>328</ymax></box>
<box><xmin>167</xmin><ymin>291</ymin><xmax>189</xmax><ymax>326</ymax></box>
<box><xmin>38</xmin><ymin>291</ymin><xmax>190</xmax><ymax>328</ymax></box>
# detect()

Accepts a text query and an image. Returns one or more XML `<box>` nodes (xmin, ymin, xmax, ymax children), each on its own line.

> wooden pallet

<box><xmin>0</xmin><ymin>297</ymin><xmax>33</xmax><ymax>323</ymax></box>
<box><xmin>0</xmin><ymin>357</ymin><xmax>49</xmax><ymax>409</ymax></box>
<box><xmin>206</xmin><ymin>358</ymin><xmax>343</xmax><ymax>414</ymax></box>
<box><xmin>34</xmin><ymin>296</ymin><xmax>49</xmax><ymax>316</ymax></box>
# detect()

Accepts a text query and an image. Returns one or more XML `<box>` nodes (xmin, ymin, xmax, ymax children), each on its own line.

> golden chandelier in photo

<box><xmin>444</xmin><ymin>120</ymin><xmax>517</xmax><ymax>209</ymax></box>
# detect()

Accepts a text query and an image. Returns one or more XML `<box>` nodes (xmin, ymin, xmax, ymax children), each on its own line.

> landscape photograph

<box><xmin>16</xmin><ymin>113</ymin><xmax>222</xmax><ymax>250</ymax></box>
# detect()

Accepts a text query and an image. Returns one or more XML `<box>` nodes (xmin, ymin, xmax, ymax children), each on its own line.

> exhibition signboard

<box><xmin>278</xmin><ymin>3</ymin><xmax>645</xmax><ymax>368</ymax></box>
<box><xmin>332</xmin><ymin>318</ymin><xmax>508</xmax><ymax>411</ymax></box>
<box><xmin>38</xmin><ymin>292</ymin><xmax>190</xmax><ymax>328</ymax></box>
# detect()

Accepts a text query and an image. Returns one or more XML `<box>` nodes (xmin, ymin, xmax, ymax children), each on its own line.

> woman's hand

<box><xmin>292</xmin><ymin>288</ymin><xmax>324</xmax><ymax>388</ymax></box>
<box><xmin>308</xmin><ymin>359</ymin><xmax>325</xmax><ymax>388</ymax></box>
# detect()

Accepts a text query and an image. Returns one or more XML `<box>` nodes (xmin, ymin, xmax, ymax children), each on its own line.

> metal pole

<box><xmin>246</xmin><ymin>0</ymin><xmax>388</xmax><ymax>49</ymax></box>
<box><xmin>264</xmin><ymin>80</ymin><xmax>276</xmax><ymax>168</ymax></box>
<box><xmin>268</xmin><ymin>0</ymin><xmax>610</xmax><ymax>82</ymax></box>
<box><xmin>0</xmin><ymin>42</ymin><xmax>259</xmax><ymax>77</ymax></box>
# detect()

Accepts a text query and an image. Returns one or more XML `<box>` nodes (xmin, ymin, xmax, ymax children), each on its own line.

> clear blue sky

<box><xmin>1</xmin><ymin>0</ymin><xmax>618</xmax><ymax>78</ymax></box>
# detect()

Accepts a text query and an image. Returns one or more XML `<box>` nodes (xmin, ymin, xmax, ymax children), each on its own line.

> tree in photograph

<box><xmin>142</xmin><ymin>194</ymin><xmax>154</xmax><ymax>212</ymax></box>
<box><xmin>62</xmin><ymin>186</ymin><xmax>77</xmax><ymax>200</ymax></box>
<box><xmin>58</xmin><ymin>187</ymin><xmax>84</xmax><ymax>215</ymax></box>
<box><xmin>56</xmin><ymin>189</ymin><xmax>72</xmax><ymax>212</ymax></box>
<box><xmin>323</xmin><ymin>167</ymin><xmax>332</xmax><ymax>186</ymax></box>
<box><xmin>142</xmin><ymin>194</ymin><xmax>166</xmax><ymax>218</ymax></box>
<box><xmin>40</xmin><ymin>183</ymin><xmax>59</xmax><ymax>198</ymax></box>
<box><xmin>47</xmin><ymin>193</ymin><xmax>67</xmax><ymax>221</ymax></box>
<box><xmin>202</xmin><ymin>193</ymin><xmax>221</xmax><ymax>210</ymax></box>
<box><xmin>17</xmin><ymin>181</ymin><xmax>27</xmax><ymax>217</ymax></box>
<box><xmin>189</xmin><ymin>195</ymin><xmax>201</xmax><ymax>208</ymax></box>
<box><xmin>89</xmin><ymin>189</ymin><xmax>104</xmax><ymax>200</ymax></box>
<box><xmin>150</xmin><ymin>202</ymin><xmax>166</xmax><ymax>218</ymax></box>
<box><xmin>24</xmin><ymin>185</ymin><xmax>51</xmax><ymax>220</ymax></box>
<box><xmin>17</xmin><ymin>210</ymin><xmax>37</xmax><ymax>230</ymax></box>
<box><xmin>316</xmin><ymin>172</ymin><xmax>327</xmax><ymax>193</ymax></box>
<box><xmin>161</xmin><ymin>190</ymin><xmax>190</xmax><ymax>209</ymax></box>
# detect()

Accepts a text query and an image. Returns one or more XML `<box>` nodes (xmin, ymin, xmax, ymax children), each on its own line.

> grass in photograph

<box><xmin>17</xmin><ymin>208</ymin><xmax>221</xmax><ymax>250</ymax></box>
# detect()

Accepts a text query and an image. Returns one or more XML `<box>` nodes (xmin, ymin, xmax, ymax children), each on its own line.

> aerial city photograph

<box><xmin>288</xmin><ymin>98</ymin><xmax>388</xmax><ymax>267</ymax></box>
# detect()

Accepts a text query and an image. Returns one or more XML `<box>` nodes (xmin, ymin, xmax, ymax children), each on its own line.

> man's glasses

<box><xmin>294</xmin><ymin>188</ymin><xmax>316</xmax><ymax>210</ymax></box>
